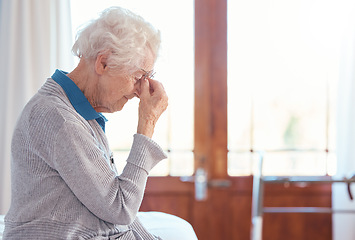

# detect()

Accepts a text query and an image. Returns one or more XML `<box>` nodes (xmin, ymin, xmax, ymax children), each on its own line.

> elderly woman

<box><xmin>3</xmin><ymin>6</ymin><xmax>197</xmax><ymax>240</ymax></box>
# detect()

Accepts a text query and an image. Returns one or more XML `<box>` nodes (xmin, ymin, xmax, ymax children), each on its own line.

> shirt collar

<box><xmin>51</xmin><ymin>69</ymin><xmax>107</xmax><ymax>131</ymax></box>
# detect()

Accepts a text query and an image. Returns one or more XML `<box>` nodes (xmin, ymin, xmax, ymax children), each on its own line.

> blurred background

<box><xmin>1</xmin><ymin>0</ymin><xmax>355</xmax><ymax>239</ymax></box>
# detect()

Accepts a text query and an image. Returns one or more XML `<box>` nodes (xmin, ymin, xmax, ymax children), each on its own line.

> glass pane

<box><xmin>227</xmin><ymin>0</ymin><xmax>339</xmax><ymax>175</ymax></box>
<box><xmin>253</xmin><ymin>84</ymin><xmax>326</xmax><ymax>150</ymax></box>
<box><xmin>262</xmin><ymin>151</ymin><xmax>328</xmax><ymax>176</ymax></box>
<box><xmin>228</xmin><ymin>150</ymin><xmax>336</xmax><ymax>176</ymax></box>
<box><xmin>228</xmin><ymin>151</ymin><xmax>254</xmax><ymax>176</ymax></box>
<box><xmin>71</xmin><ymin>0</ymin><xmax>194</xmax><ymax>176</ymax></box>
<box><xmin>169</xmin><ymin>151</ymin><xmax>194</xmax><ymax>176</ymax></box>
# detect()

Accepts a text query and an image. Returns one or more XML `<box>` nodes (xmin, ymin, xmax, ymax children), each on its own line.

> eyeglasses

<box><xmin>140</xmin><ymin>68</ymin><xmax>155</xmax><ymax>81</ymax></box>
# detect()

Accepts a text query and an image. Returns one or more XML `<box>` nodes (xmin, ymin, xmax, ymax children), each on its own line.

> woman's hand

<box><xmin>137</xmin><ymin>77</ymin><xmax>168</xmax><ymax>138</ymax></box>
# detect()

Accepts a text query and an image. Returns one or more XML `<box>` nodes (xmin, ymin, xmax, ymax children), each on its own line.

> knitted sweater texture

<box><xmin>3</xmin><ymin>79</ymin><xmax>167</xmax><ymax>239</ymax></box>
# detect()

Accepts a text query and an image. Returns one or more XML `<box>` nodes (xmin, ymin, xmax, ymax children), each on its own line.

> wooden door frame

<box><xmin>194</xmin><ymin>0</ymin><xmax>228</xmax><ymax>178</ymax></box>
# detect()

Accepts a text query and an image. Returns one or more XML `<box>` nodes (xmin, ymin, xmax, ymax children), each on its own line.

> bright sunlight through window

<box><xmin>227</xmin><ymin>0</ymin><xmax>342</xmax><ymax>176</ymax></box>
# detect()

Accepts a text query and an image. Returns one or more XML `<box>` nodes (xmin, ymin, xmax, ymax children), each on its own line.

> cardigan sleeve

<box><xmin>52</xmin><ymin>120</ymin><xmax>167</xmax><ymax>225</ymax></box>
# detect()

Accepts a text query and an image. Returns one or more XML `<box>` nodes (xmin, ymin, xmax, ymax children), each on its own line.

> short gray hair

<box><xmin>72</xmin><ymin>6</ymin><xmax>161</xmax><ymax>73</ymax></box>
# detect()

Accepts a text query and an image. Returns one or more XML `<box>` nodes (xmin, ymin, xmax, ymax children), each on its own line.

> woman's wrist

<box><xmin>137</xmin><ymin>119</ymin><xmax>155</xmax><ymax>138</ymax></box>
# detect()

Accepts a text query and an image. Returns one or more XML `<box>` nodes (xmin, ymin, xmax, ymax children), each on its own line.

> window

<box><xmin>227</xmin><ymin>0</ymin><xmax>340</xmax><ymax>176</ymax></box>
<box><xmin>70</xmin><ymin>0</ymin><xmax>194</xmax><ymax>176</ymax></box>
<box><xmin>71</xmin><ymin>0</ymin><xmax>340</xmax><ymax>177</ymax></box>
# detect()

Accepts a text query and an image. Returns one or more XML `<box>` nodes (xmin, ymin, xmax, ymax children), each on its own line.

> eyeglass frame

<box><xmin>140</xmin><ymin>68</ymin><xmax>155</xmax><ymax>81</ymax></box>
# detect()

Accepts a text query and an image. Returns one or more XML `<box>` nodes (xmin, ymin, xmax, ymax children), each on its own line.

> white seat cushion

<box><xmin>0</xmin><ymin>215</ymin><xmax>4</xmax><ymax>240</ymax></box>
<box><xmin>138</xmin><ymin>212</ymin><xmax>198</xmax><ymax>240</ymax></box>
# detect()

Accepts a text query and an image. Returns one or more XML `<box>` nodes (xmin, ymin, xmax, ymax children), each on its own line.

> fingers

<box><xmin>140</xmin><ymin>77</ymin><xmax>164</xmax><ymax>97</ymax></box>
<box><xmin>137</xmin><ymin>77</ymin><xmax>168</xmax><ymax>138</ymax></box>
<box><xmin>139</xmin><ymin>78</ymin><xmax>150</xmax><ymax>98</ymax></box>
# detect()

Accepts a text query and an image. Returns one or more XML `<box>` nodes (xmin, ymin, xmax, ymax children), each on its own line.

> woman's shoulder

<box><xmin>18</xmin><ymin>87</ymin><xmax>86</xmax><ymax>135</ymax></box>
<box><xmin>27</xmin><ymin>93</ymin><xmax>76</xmax><ymax>122</ymax></box>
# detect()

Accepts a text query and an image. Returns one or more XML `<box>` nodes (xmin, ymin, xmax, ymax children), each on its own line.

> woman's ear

<box><xmin>94</xmin><ymin>54</ymin><xmax>108</xmax><ymax>75</ymax></box>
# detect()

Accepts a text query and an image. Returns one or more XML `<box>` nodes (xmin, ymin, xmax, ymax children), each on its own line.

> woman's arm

<box><xmin>53</xmin><ymin>121</ymin><xmax>166</xmax><ymax>225</ymax></box>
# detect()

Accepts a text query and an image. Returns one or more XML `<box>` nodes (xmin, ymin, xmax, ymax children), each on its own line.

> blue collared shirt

<box><xmin>51</xmin><ymin>69</ymin><xmax>108</xmax><ymax>132</ymax></box>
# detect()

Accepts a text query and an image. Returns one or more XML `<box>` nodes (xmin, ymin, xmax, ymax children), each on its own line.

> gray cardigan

<box><xmin>4</xmin><ymin>79</ymin><xmax>167</xmax><ymax>239</ymax></box>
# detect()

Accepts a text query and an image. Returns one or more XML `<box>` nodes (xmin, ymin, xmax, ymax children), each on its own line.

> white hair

<box><xmin>72</xmin><ymin>6</ymin><xmax>161</xmax><ymax>73</ymax></box>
